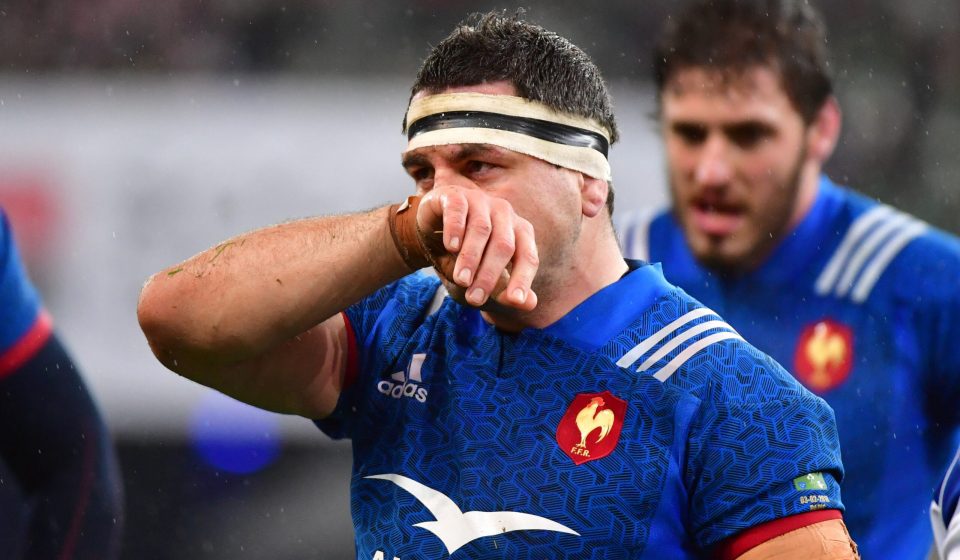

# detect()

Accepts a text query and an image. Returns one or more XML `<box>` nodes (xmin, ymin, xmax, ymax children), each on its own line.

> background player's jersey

<box><xmin>0</xmin><ymin>209</ymin><xmax>52</xmax><ymax>378</ymax></box>
<box><xmin>933</xmin><ymin>448</ymin><xmax>960</xmax><ymax>560</ymax></box>
<box><xmin>316</xmin><ymin>262</ymin><xmax>844</xmax><ymax>559</ymax></box>
<box><xmin>620</xmin><ymin>176</ymin><xmax>960</xmax><ymax>560</ymax></box>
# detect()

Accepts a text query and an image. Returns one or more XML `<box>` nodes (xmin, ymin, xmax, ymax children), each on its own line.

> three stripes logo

<box><xmin>377</xmin><ymin>353</ymin><xmax>428</xmax><ymax>403</ymax></box>
<box><xmin>616</xmin><ymin>308</ymin><xmax>743</xmax><ymax>382</ymax></box>
<box><xmin>815</xmin><ymin>205</ymin><xmax>926</xmax><ymax>303</ymax></box>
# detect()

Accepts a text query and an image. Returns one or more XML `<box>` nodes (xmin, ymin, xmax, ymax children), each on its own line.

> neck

<box><xmin>482</xmin><ymin>221</ymin><xmax>628</xmax><ymax>333</ymax></box>
<box><xmin>788</xmin><ymin>164</ymin><xmax>822</xmax><ymax>232</ymax></box>
<box><xmin>719</xmin><ymin>163</ymin><xmax>822</xmax><ymax>277</ymax></box>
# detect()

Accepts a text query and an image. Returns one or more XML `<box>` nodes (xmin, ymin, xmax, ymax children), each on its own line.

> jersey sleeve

<box><xmin>0</xmin><ymin>210</ymin><xmax>52</xmax><ymax>379</ymax></box>
<box><xmin>314</xmin><ymin>272</ymin><xmax>442</xmax><ymax>439</ymax></box>
<box><xmin>686</xmin><ymin>351</ymin><xmax>846</xmax><ymax>549</ymax></box>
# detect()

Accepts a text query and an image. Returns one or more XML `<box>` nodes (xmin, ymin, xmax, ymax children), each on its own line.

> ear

<box><xmin>807</xmin><ymin>97</ymin><xmax>842</xmax><ymax>163</ymax></box>
<box><xmin>580</xmin><ymin>174</ymin><xmax>608</xmax><ymax>218</ymax></box>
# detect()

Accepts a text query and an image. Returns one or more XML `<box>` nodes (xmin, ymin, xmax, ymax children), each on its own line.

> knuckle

<box><xmin>491</xmin><ymin>197</ymin><xmax>514</xmax><ymax>212</ymax></box>
<box><xmin>458</xmin><ymin>247</ymin><xmax>483</xmax><ymax>263</ymax></box>
<box><xmin>471</xmin><ymin>220</ymin><xmax>493</xmax><ymax>237</ymax></box>
<box><xmin>490</xmin><ymin>237</ymin><xmax>516</xmax><ymax>255</ymax></box>
<box><xmin>517</xmin><ymin>218</ymin><xmax>535</xmax><ymax>235</ymax></box>
<box><xmin>474</xmin><ymin>269</ymin><xmax>501</xmax><ymax>288</ymax></box>
<box><xmin>521</xmin><ymin>251</ymin><xmax>540</xmax><ymax>268</ymax></box>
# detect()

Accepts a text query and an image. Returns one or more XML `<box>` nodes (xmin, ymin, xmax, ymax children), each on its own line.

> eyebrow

<box><xmin>401</xmin><ymin>143</ymin><xmax>504</xmax><ymax>170</ymax></box>
<box><xmin>669</xmin><ymin>119</ymin><xmax>776</xmax><ymax>133</ymax></box>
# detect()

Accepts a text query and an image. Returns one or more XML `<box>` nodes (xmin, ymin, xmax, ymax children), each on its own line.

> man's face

<box><xmin>661</xmin><ymin>66</ymin><xmax>813</xmax><ymax>273</ymax></box>
<box><xmin>403</xmin><ymin>81</ymin><xmax>586</xmax><ymax>295</ymax></box>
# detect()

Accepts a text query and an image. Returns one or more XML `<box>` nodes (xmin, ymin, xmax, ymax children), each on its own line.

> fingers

<box><xmin>460</xmin><ymin>198</ymin><xmax>512</xmax><ymax>306</ymax></box>
<box><xmin>496</xmin><ymin>218</ymin><xmax>539</xmax><ymax>311</ymax></box>
<box><xmin>439</xmin><ymin>192</ymin><xmax>467</xmax><ymax>254</ymax></box>
<box><xmin>419</xmin><ymin>186</ymin><xmax>538</xmax><ymax>311</ymax></box>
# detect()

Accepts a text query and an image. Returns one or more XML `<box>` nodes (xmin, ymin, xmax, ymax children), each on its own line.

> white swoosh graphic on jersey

<box><xmin>366</xmin><ymin>473</ymin><xmax>580</xmax><ymax>554</ymax></box>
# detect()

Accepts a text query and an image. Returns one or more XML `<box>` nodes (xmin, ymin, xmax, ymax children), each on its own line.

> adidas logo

<box><xmin>377</xmin><ymin>353</ymin><xmax>428</xmax><ymax>403</ymax></box>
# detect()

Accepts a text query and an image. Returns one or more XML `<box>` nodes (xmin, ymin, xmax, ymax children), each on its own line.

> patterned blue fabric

<box><xmin>316</xmin><ymin>261</ymin><xmax>843</xmax><ymax>559</ymax></box>
<box><xmin>0</xmin><ymin>210</ymin><xmax>43</xmax><ymax>356</ymax></box>
<box><xmin>621</xmin><ymin>176</ymin><xmax>960</xmax><ymax>560</ymax></box>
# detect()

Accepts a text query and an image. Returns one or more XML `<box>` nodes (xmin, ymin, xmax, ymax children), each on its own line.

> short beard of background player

<box><xmin>672</xmin><ymin>143</ymin><xmax>807</xmax><ymax>276</ymax></box>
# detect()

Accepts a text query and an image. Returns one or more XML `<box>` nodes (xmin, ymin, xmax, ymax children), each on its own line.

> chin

<box><xmin>689</xmin><ymin>238</ymin><xmax>753</xmax><ymax>275</ymax></box>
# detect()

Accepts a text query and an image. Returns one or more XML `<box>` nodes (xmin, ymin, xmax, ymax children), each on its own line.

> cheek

<box><xmin>665</xmin><ymin>142</ymin><xmax>696</xmax><ymax>175</ymax></box>
<box><xmin>665</xmin><ymin>148</ymin><xmax>699</xmax><ymax>200</ymax></box>
<box><xmin>747</xmin><ymin>137</ymin><xmax>802</xmax><ymax>178</ymax></box>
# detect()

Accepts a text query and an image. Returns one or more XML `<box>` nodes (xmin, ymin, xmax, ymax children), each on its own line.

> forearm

<box><xmin>138</xmin><ymin>206</ymin><xmax>407</xmax><ymax>371</ymax></box>
<box><xmin>732</xmin><ymin>518</ymin><xmax>859</xmax><ymax>559</ymax></box>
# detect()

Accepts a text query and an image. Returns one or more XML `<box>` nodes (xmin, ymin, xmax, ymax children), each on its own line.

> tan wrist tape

<box><xmin>385</xmin><ymin>195</ymin><xmax>509</xmax><ymax>299</ymax></box>
<box><xmin>387</xmin><ymin>196</ymin><xmax>433</xmax><ymax>272</ymax></box>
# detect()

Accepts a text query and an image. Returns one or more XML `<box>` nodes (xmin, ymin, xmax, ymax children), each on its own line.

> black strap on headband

<box><xmin>407</xmin><ymin>111</ymin><xmax>609</xmax><ymax>157</ymax></box>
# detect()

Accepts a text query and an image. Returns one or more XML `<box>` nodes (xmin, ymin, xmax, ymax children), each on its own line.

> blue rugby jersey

<box><xmin>933</xmin><ymin>448</ymin><xmax>960</xmax><ymax>560</ymax></box>
<box><xmin>316</xmin><ymin>261</ymin><xmax>844</xmax><ymax>559</ymax></box>
<box><xmin>0</xmin><ymin>210</ymin><xmax>51</xmax><ymax>378</ymax></box>
<box><xmin>621</xmin><ymin>176</ymin><xmax>960</xmax><ymax>559</ymax></box>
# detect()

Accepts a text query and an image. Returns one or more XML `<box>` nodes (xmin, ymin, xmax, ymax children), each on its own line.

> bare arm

<box><xmin>137</xmin><ymin>207</ymin><xmax>409</xmax><ymax>418</ymax></box>
<box><xmin>734</xmin><ymin>519</ymin><xmax>859</xmax><ymax>559</ymax></box>
<box><xmin>137</xmin><ymin>187</ymin><xmax>539</xmax><ymax>419</ymax></box>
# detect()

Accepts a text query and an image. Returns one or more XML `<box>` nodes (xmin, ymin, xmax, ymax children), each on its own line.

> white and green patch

<box><xmin>793</xmin><ymin>472</ymin><xmax>828</xmax><ymax>491</ymax></box>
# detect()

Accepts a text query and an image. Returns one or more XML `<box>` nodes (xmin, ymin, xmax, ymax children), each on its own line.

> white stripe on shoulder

<box><xmin>636</xmin><ymin>320</ymin><xmax>737</xmax><ymax>372</ymax></box>
<box><xmin>931</xmin><ymin>501</ymin><xmax>946</xmax><ymax>556</ymax></box>
<box><xmin>833</xmin><ymin>212</ymin><xmax>912</xmax><ymax>297</ymax></box>
<box><xmin>944</xmin><ymin>511</ymin><xmax>960</xmax><ymax>560</ymax></box>
<box><xmin>618</xmin><ymin>207</ymin><xmax>660</xmax><ymax>262</ymax></box>
<box><xmin>616</xmin><ymin>307</ymin><xmax>716</xmax><ymax>368</ymax></box>
<box><xmin>615</xmin><ymin>307</ymin><xmax>744</xmax><ymax>383</ymax></box>
<box><xmin>850</xmin><ymin>220</ymin><xmax>926</xmax><ymax>303</ymax></box>
<box><xmin>938</xmin><ymin>448</ymin><xmax>960</xmax><ymax>511</ymax></box>
<box><xmin>815</xmin><ymin>205</ymin><xmax>925</xmax><ymax>302</ymax></box>
<box><xmin>815</xmin><ymin>205</ymin><xmax>894</xmax><ymax>296</ymax></box>
<box><xmin>653</xmin><ymin>331</ymin><xmax>744</xmax><ymax>382</ymax></box>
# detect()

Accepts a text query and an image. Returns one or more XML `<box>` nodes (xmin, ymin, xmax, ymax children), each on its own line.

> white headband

<box><xmin>404</xmin><ymin>93</ymin><xmax>612</xmax><ymax>181</ymax></box>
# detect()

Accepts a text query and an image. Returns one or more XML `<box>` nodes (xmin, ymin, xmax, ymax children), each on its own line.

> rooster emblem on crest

<box><xmin>805</xmin><ymin>322</ymin><xmax>848</xmax><ymax>389</ymax></box>
<box><xmin>574</xmin><ymin>396</ymin><xmax>615</xmax><ymax>449</ymax></box>
<box><xmin>794</xmin><ymin>319</ymin><xmax>854</xmax><ymax>393</ymax></box>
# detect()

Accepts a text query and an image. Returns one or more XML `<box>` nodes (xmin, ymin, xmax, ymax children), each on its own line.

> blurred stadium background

<box><xmin>0</xmin><ymin>0</ymin><xmax>957</xmax><ymax>558</ymax></box>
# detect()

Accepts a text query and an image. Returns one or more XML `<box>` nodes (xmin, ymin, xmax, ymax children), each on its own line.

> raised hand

<box><xmin>389</xmin><ymin>186</ymin><xmax>539</xmax><ymax>312</ymax></box>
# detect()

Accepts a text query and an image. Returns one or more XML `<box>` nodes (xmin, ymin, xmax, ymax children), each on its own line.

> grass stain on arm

<box><xmin>209</xmin><ymin>241</ymin><xmax>236</xmax><ymax>263</ymax></box>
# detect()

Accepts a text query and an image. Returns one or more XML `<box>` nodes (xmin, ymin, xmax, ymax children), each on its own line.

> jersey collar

<box><xmin>539</xmin><ymin>259</ymin><xmax>674</xmax><ymax>352</ymax></box>
<box><xmin>456</xmin><ymin>260</ymin><xmax>674</xmax><ymax>352</ymax></box>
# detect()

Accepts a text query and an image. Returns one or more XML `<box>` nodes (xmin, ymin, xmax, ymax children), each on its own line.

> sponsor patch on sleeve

<box><xmin>793</xmin><ymin>472</ymin><xmax>832</xmax><ymax>510</ymax></box>
<box><xmin>793</xmin><ymin>472</ymin><xmax>828</xmax><ymax>491</ymax></box>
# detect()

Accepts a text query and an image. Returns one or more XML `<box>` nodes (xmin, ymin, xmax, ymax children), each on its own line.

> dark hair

<box><xmin>408</xmin><ymin>11</ymin><xmax>619</xmax><ymax>144</ymax></box>
<box><xmin>653</xmin><ymin>0</ymin><xmax>833</xmax><ymax>123</ymax></box>
<box><xmin>407</xmin><ymin>11</ymin><xmax>619</xmax><ymax>215</ymax></box>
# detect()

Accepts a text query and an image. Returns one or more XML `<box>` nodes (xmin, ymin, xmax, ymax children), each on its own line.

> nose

<box><xmin>694</xmin><ymin>136</ymin><xmax>733</xmax><ymax>187</ymax></box>
<box><xmin>432</xmin><ymin>162</ymin><xmax>476</xmax><ymax>190</ymax></box>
